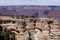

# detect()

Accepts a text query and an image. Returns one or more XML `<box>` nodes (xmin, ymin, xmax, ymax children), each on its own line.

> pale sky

<box><xmin>0</xmin><ymin>0</ymin><xmax>60</xmax><ymax>6</ymax></box>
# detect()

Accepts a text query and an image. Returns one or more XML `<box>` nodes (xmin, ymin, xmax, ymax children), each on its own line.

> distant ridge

<box><xmin>0</xmin><ymin>6</ymin><xmax>60</xmax><ymax>18</ymax></box>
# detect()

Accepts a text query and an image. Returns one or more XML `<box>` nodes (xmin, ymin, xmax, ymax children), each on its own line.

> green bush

<box><xmin>0</xmin><ymin>25</ymin><xmax>16</xmax><ymax>40</ymax></box>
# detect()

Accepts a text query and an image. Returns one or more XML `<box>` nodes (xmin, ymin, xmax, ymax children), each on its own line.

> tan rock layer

<box><xmin>0</xmin><ymin>17</ymin><xmax>60</xmax><ymax>40</ymax></box>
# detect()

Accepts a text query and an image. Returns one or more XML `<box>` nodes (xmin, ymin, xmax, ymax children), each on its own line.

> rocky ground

<box><xmin>0</xmin><ymin>17</ymin><xmax>60</xmax><ymax>40</ymax></box>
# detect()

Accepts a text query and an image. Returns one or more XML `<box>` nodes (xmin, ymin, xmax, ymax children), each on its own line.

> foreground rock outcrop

<box><xmin>0</xmin><ymin>16</ymin><xmax>60</xmax><ymax>40</ymax></box>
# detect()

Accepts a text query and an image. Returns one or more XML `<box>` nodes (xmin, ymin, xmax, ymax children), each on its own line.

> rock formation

<box><xmin>0</xmin><ymin>16</ymin><xmax>60</xmax><ymax>40</ymax></box>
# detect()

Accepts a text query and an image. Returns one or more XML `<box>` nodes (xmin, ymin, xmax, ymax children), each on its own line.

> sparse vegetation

<box><xmin>0</xmin><ymin>25</ymin><xmax>16</xmax><ymax>40</ymax></box>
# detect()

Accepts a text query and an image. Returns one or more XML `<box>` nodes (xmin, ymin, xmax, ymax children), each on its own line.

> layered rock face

<box><xmin>0</xmin><ymin>16</ymin><xmax>60</xmax><ymax>40</ymax></box>
<box><xmin>0</xmin><ymin>6</ymin><xmax>60</xmax><ymax>18</ymax></box>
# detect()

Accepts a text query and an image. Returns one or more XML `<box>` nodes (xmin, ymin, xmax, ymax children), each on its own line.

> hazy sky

<box><xmin>0</xmin><ymin>0</ymin><xmax>60</xmax><ymax>6</ymax></box>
